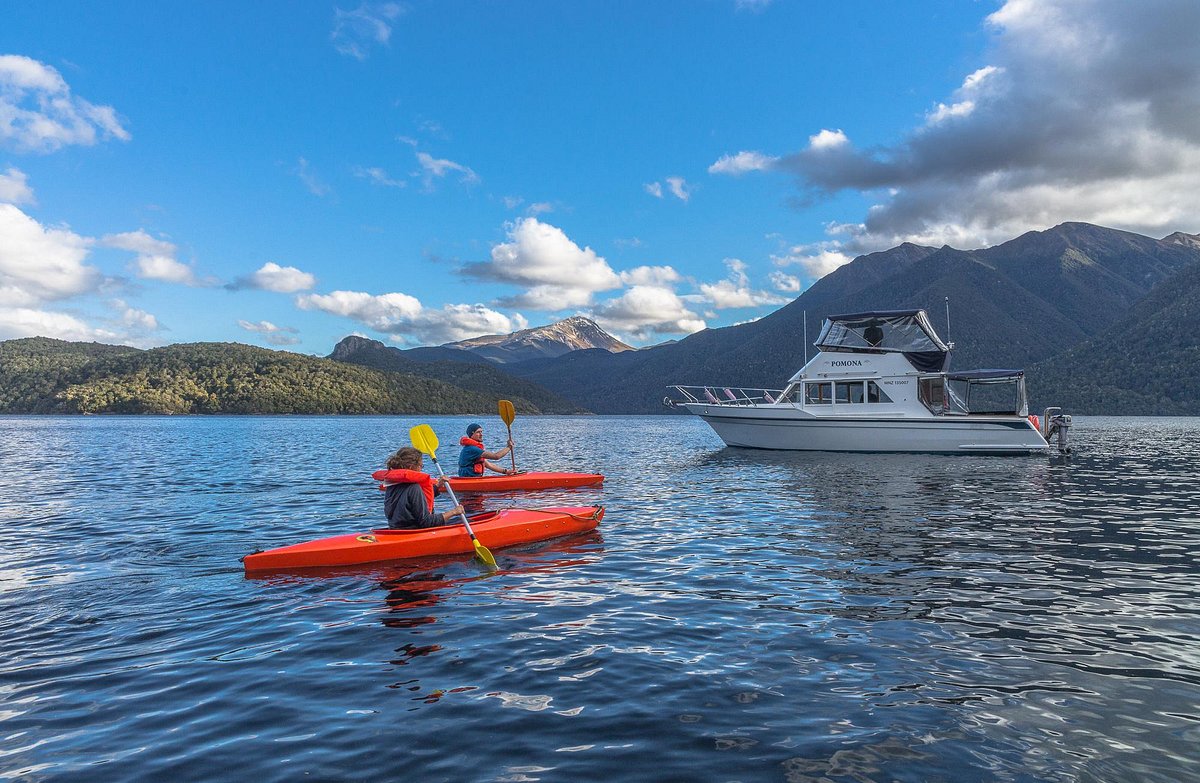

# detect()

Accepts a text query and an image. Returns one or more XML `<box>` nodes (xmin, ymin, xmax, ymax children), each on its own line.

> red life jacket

<box><xmin>371</xmin><ymin>468</ymin><xmax>435</xmax><ymax>512</ymax></box>
<box><xmin>460</xmin><ymin>437</ymin><xmax>486</xmax><ymax>475</ymax></box>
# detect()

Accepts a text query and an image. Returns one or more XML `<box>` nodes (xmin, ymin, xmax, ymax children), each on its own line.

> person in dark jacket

<box><xmin>457</xmin><ymin>422</ymin><xmax>515</xmax><ymax>478</ymax></box>
<box><xmin>375</xmin><ymin>447</ymin><xmax>463</xmax><ymax>529</ymax></box>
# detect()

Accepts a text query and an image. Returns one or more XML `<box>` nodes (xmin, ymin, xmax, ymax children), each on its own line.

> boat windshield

<box><xmin>815</xmin><ymin>310</ymin><xmax>949</xmax><ymax>353</ymax></box>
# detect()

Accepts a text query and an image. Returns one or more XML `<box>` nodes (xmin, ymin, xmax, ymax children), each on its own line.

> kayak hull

<box><xmin>447</xmin><ymin>472</ymin><xmax>604</xmax><ymax>492</ymax></box>
<box><xmin>243</xmin><ymin>506</ymin><xmax>604</xmax><ymax>571</ymax></box>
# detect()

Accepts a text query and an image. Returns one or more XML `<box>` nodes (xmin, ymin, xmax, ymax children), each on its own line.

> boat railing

<box><xmin>666</xmin><ymin>385</ymin><xmax>786</xmax><ymax>407</ymax></box>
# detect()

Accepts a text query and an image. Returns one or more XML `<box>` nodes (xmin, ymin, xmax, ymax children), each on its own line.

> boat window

<box><xmin>835</xmin><ymin>381</ymin><xmax>864</xmax><ymax>404</ymax></box>
<box><xmin>867</xmin><ymin>381</ymin><xmax>892</xmax><ymax>404</ymax></box>
<box><xmin>805</xmin><ymin>382</ymin><xmax>832</xmax><ymax>405</ymax></box>
<box><xmin>918</xmin><ymin>376</ymin><xmax>945</xmax><ymax>414</ymax></box>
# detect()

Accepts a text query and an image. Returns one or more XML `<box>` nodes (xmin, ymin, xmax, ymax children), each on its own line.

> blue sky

<box><xmin>2</xmin><ymin>1</ymin><xmax>1197</xmax><ymax>352</ymax></box>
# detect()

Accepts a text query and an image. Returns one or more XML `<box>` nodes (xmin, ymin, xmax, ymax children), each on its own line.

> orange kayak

<box><xmin>446</xmin><ymin>472</ymin><xmax>604</xmax><ymax>492</ymax></box>
<box><xmin>242</xmin><ymin>506</ymin><xmax>604</xmax><ymax>571</ymax></box>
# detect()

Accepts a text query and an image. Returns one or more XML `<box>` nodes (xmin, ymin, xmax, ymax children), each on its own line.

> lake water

<box><xmin>2</xmin><ymin>415</ymin><xmax>1198</xmax><ymax>782</ymax></box>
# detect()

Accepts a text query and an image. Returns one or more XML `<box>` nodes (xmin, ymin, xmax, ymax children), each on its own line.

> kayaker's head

<box><xmin>386</xmin><ymin>446</ymin><xmax>422</xmax><ymax>471</ymax></box>
<box><xmin>466</xmin><ymin>423</ymin><xmax>483</xmax><ymax>439</ymax></box>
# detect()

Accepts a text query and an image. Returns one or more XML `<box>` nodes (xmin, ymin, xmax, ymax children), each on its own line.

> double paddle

<box><xmin>409</xmin><ymin>423</ymin><xmax>497</xmax><ymax>570</ymax></box>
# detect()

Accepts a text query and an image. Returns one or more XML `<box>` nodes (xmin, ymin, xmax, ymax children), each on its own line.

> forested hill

<box><xmin>327</xmin><ymin>335</ymin><xmax>585</xmax><ymax>413</ymax></box>
<box><xmin>0</xmin><ymin>338</ymin><xmax>552</xmax><ymax>415</ymax></box>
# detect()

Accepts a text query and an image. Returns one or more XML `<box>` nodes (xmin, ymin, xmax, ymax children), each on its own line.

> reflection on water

<box><xmin>1</xmin><ymin>415</ymin><xmax>1199</xmax><ymax>782</ymax></box>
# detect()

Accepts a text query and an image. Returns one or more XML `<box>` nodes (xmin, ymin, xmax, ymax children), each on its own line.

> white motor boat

<box><xmin>666</xmin><ymin>309</ymin><xmax>1071</xmax><ymax>454</ymax></box>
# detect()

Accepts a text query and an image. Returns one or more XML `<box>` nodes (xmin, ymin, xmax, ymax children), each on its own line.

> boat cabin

<box><xmin>779</xmin><ymin>310</ymin><xmax>1031</xmax><ymax>417</ymax></box>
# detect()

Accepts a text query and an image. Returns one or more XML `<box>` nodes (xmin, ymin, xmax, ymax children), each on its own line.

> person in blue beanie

<box><xmin>457</xmin><ymin>422</ymin><xmax>514</xmax><ymax>478</ymax></box>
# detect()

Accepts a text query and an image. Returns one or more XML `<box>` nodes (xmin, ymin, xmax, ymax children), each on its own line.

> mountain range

<box><xmin>4</xmin><ymin>222</ymin><xmax>1199</xmax><ymax>415</ymax></box>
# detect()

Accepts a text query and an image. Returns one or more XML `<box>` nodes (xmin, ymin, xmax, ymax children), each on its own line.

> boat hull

<box><xmin>447</xmin><ymin>472</ymin><xmax>604</xmax><ymax>492</ymax></box>
<box><xmin>683</xmin><ymin>404</ymin><xmax>1048</xmax><ymax>454</ymax></box>
<box><xmin>243</xmin><ymin>506</ymin><xmax>604</xmax><ymax>571</ymax></box>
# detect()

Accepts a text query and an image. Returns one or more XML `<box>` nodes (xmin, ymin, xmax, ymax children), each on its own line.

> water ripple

<box><xmin>2</xmin><ymin>415</ymin><xmax>1199</xmax><ymax>781</ymax></box>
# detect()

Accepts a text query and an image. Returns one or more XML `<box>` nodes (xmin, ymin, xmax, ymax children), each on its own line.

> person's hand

<box><xmin>507</xmin><ymin>439</ymin><xmax>514</xmax><ymax>448</ymax></box>
<box><xmin>435</xmin><ymin>476</ymin><xmax>447</xmax><ymax>489</ymax></box>
<box><xmin>448</xmin><ymin>504</ymin><xmax>464</xmax><ymax>518</ymax></box>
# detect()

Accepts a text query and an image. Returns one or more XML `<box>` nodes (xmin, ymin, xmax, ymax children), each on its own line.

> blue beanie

<box><xmin>466</xmin><ymin>422</ymin><xmax>483</xmax><ymax>436</ymax></box>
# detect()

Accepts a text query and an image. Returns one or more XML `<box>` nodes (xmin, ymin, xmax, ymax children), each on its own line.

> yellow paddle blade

<box><xmin>498</xmin><ymin>399</ymin><xmax>515</xmax><ymax>426</ymax></box>
<box><xmin>409</xmin><ymin>424</ymin><xmax>439</xmax><ymax>456</ymax></box>
<box><xmin>473</xmin><ymin>539</ymin><xmax>498</xmax><ymax>569</ymax></box>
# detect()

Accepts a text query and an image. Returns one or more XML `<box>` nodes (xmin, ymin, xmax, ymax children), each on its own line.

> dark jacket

<box><xmin>384</xmin><ymin>482</ymin><xmax>448</xmax><ymax>529</ymax></box>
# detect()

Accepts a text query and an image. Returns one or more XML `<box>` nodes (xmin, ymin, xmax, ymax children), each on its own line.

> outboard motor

<box><xmin>1042</xmin><ymin>407</ymin><xmax>1073</xmax><ymax>454</ymax></box>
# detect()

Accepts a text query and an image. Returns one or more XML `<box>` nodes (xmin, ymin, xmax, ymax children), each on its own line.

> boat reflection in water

<box><xmin>668</xmin><ymin>309</ymin><xmax>1072</xmax><ymax>454</ymax></box>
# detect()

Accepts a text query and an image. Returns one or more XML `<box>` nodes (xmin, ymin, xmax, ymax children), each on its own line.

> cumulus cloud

<box><xmin>619</xmin><ymin>265</ymin><xmax>681</xmax><ymax>287</ymax></box>
<box><xmin>708</xmin><ymin>150</ymin><xmax>779</xmax><ymax>175</ymax></box>
<box><xmin>591</xmin><ymin>285</ymin><xmax>706</xmax><ymax>339</ymax></box>
<box><xmin>0</xmin><ymin>306</ymin><xmax>113</xmax><ymax>341</ymax></box>
<box><xmin>102</xmin><ymin>230</ymin><xmax>200</xmax><ymax>286</ymax></box>
<box><xmin>414</xmin><ymin>151</ymin><xmax>478</xmax><ymax>189</ymax></box>
<box><xmin>762</xmin><ymin>0</ymin><xmax>1200</xmax><ymax>257</ymax></box>
<box><xmin>237</xmin><ymin>319</ymin><xmax>301</xmax><ymax>346</ymax></box>
<box><xmin>297</xmin><ymin>289</ymin><xmax>527</xmax><ymax>345</ymax></box>
<box><xmin>235</xmin><ymin>261</ymin><xmax>316</xmax><ymax>293</ymax></box>
<box><xmin>697</xmin><ymin>258</ymin><xmax>790</xmax><ymax>309</ymax></box>
<box><xmin>769</xmin><ymin>270</ymin><xmax>803</xmax><ymax>293</ymax></box>
<box><xmin>0</xmin><ymin>167</ymin><xmax>34</xmax><ymax>205</ymax></box>
<box><xmin>665</xmin><ymin>176</ymin><xmax>692</xmax><ymax>202</ymax></box>
<box><xmin>0</xmin><ymin>55</ymin><xmax>130</xmax><ymax>153</ymax></box>
<box><xmin>463</xmin><ymin>217</ymin><xmax>622</xmax><ymax>310</ymax></box>
<box><xmin>0</xmin><ymin>203</ymin><xmax>98</xmax><ymax>306</ymax></box>
<box><xmin>771</xmin><ymin>242</ymin><xmax>854</xmax><ymax>278</ymax></box>
<box><xmin>331</xmin><ymin>2</ymin><xmax>404</xmax><ymax>60</ymax></box>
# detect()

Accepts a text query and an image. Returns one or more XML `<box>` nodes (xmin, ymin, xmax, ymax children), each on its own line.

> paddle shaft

<box><xmin>426</xmin><ymin>455</ymin><xmax>479</xmax><ymax>540</ymax></box>
<box><xmin>505</xmin><ymin>422</ymin><xmax>517</xmax><ymax>471</ymax></box>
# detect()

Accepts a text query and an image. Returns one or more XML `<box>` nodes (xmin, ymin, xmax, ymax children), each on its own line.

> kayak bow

<box><xmin>243</xmin><ymin>506</ymin><xmax>604</xmax><ymax>571</ymax></box>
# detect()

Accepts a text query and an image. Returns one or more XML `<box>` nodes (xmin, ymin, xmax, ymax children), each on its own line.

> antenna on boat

<box><xmin>803</xmin><ymin>310</ymin><xmax>808</xmax><ymax>364</ymax></box>
<box><xmin>944</xmin><ymin>296</ymin><xmax>951</xmax><ymax>347</ymax></box>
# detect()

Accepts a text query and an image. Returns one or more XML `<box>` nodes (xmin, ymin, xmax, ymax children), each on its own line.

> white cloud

<box><xmin>527</xmin><ymin>201</ymin><xmax>553</xmax><ymax>215</ymax></box>
<box><xmin>296</xmin><ymin>288</ymin><xmax>526</xmax><ymax>344</ymax></box>
<box><xmin>771</xmin><ymin>244</ymin><xmax>853</xmax><ymax>278</ymax></box>
<box><xmin>807</xmin><ymin>129</ymin><xmax>849</xmax><ymax>150</ymax></box>
<box><xmin>237</xmin><ymin>319</ymin><xmax>301</xmax><ymax>346</ymax></box>
<box><xmin>414</xmin><ymin>151</ymin><xmax>479</xmax><ymax>189</ymax></box>
<box><xmin>665</xmin><ymin>176</ymin><xmax>692</xmax><ymax>202</ymax></box>
<box><xmin>769</xmin><ymin>271</ymin><xmax>802</xmax><ymax>293</ymax></box>
<box><xmin>0</xmin><ymin>306</ymin><xmax>114</xmax><ymax>342</ymax></box>
<box><xmin>111</xmin><ymin>299</ymin><xmax>160</xmax><ymax>334</ymax></box>
<box><xmin>644</xmin><ymin>181</ymin><xmax>663</xmax><ymax>198</ymax></box>
<box><xmin>465</xmin><ymin>217</ymin><xmax>621</xmax><ymax>310</ymax></box>
<box><xmin>0</xmin><ymin>167</ymin><xmax>34</xmax><ymax>205</ymax></box>
<box><xmin>766</xmin><ymin>0</ymin><xmax>1200</xmax><ymax>256</ymax></box>
<box><xmin>591</xmin><ymin>285</ymin><xmax>706</xmax><ymax>339</ymax></box>
<box><xmin>0</xmin><ymin>55</ymin><xmax>130</xmax><ymax>153</ymax></box>
<box><xmin>0</xmin><ymin>203</ymin><xmax>98</xmax><ymax>306</ymax></box>
<box><xmin>620</xmin><ymin>265</ymin><xmax>681</xmax><ymax>286</ymax></box>
<box><xmin>708</xmin><ymin>150</ymin><xmax>779</xmax><ymax>175</ymax></box>
<box><xmin>353</xmin><ymin>165</ymin><xmax>406</xmax><ymax>188</ymax></box>
<box><xmin>502</xmin><ymin>195</ymin><xmax>523</xmax><ymax>209</ymax></box>
<box><xmin>331</xmin><ymin>2</ymin><xmax>404</xmax><ymax>60</ymax></box>
<box><xmin>102</xmin><ymin>230</ymin><xmax>198</xmax><ymax>286</ymax></box>
<box><xmin>697</xmin><ymin>258</ymin><xmax>790</xmax><ymax>309</ymax></box>
<box><xmin>241</xmin><ymin>261</ymin><xmax>316</xmax><ymax>293</ymax></box>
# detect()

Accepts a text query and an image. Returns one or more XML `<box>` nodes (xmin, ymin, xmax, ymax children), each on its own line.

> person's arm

<box><xmin>405</xmin><ymin>485</ymin><xmax>458</xmax><ymax>528</ymax></box>
<box><xmin>483</xmin><ymin>459</ymin><xmax>513</xmax><ymax>475</ymax></box>
<box><xmin>481</xmin><ymin>443</ymin><xmax>512</xmax><ymax>460</ymax></box>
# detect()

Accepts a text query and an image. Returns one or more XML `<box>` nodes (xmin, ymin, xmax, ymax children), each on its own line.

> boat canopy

<box><xmin>946</xmin><ymin>369</ymin><xmax>1024</xmax><ymax>382</ymax></box>
<box><xmin>814</xmin><ymin>309</ymin><xmax>950</xmax><ymax>372</ymax></box>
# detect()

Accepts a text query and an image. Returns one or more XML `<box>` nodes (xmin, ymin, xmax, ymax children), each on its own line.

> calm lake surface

<box><xmin>2</xmin><ymin>415</ymin><xmax>1199</xmax><ymax>782</ymax></box>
